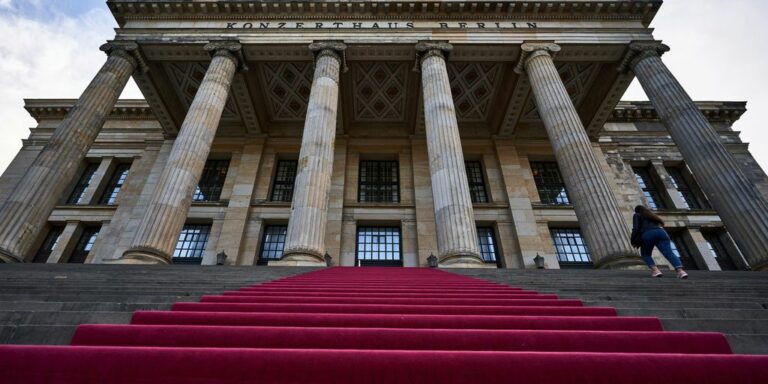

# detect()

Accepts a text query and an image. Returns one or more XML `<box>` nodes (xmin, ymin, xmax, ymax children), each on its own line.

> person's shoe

<box><xmin>651</xmin><ymin>267</ymin><xmax>663</xmax><ymax>277</ymax></box>
<box><xmin>676</xmin><ymin>269</ymin><xmax>688</xmax><ymax>279</ymax></box>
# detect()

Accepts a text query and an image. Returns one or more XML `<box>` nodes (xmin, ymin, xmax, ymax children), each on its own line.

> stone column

<box><xmin>516</xmin><ymin>42</ymin><xmax>640</xmax><ymax>269</ymax></box>
<box><xmin>416</xmin><ymin>41</ymin><xmax>484</xmax><ymax>268</ymax></box>
<box><xmin>275</xmin><ymin>42</ymin><xmax>346</xmax><ymax>267</ymax></box>
<box><xmin>623</xmin><ymin>41</ymin><xmax>768</xmax><ymax>271</ymax></box>
<box><xmin>0</xmin><ymin>42</ymin><xmax>142</xmax><ymax>263</ymax></box>
<box><xmin>118</xmin><ymin>41</ymin><xmax>244</xmax><ymax>264</ymax></box>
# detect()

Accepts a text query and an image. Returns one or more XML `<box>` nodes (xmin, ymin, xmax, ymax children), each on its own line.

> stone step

<box><xmin>0</xmin><ymin>301</ymin><xmax>170</xmax><ymax>312</ymax></box>
<box><xmin>661</xmin><ymin>319</ymin><xmax>768</xmax><ymax>334</ymax></box>
<box><xmin>585</xmin><ymin>300</ymin><xmax>764</xmax><ymax>310</ymax></box>
<box><xmin>616</xmin><ymin>308</ymin><xmax>768</xmax><ymax>320</ymax></box>
<box><xmin>0</xmin><ymin>311</ymin><xmax>132</xmax><ymax>326</ymax></box>
<box><xmin>0</xmin><ymin>325</ymin><xmax>77</xmax><ymax>345</ymax></box>
<box><xmin>725</xmin><ymin>334</ymin><xmax>768</xmax><ymax>355</ymax></box>
<box><xmin>0</xmin><ymin>294</ymin><xmax>206</xmax><ymax>303</ymax></box>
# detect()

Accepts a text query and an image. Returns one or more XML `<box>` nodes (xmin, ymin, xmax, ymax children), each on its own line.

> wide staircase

<box><xmin>1</xmin><ymin>266</ymin><xmax>767</xmax><ymax>382</ymax></box>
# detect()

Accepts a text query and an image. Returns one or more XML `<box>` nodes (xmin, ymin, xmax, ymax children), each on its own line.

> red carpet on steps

<box><xmin>1</xmin><ymin>267</ymin><xmax>766</xmax><ymax>383</ymax></box>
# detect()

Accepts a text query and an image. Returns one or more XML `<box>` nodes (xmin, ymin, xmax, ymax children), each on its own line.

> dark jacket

<box><xmin>630</xmin><ymin>213</ymin><xmax>663</xmax><ymax>247</ymax></box>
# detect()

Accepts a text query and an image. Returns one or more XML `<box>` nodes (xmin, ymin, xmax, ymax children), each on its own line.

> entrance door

<box><xmin>355</xmin><ymin>226</ymin><xmax>402</xmax><ymax>267</ymax></box>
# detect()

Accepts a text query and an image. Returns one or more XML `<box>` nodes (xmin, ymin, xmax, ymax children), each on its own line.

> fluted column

<box><xmin>275</xmin><ymin>42</ymin><xmax>346</xmax><ymax>267</ymax></box>
<box><xmin>416</xmin><ymin>41</ymin><xmax>484</xmax><ymax>268</ymax></box>
<box><xmin>0</xmin><ymin>42</ymin><xmax>142</xmax><ymax>263</ymax></box>
<box><xmin>623</xmin><ymin>41</ymin><xmax>768</xmax><ymax>271</ymax></box>
<box><xmin>118</xmin><ymin>41</ymin><xmax>243</xmax><ymax>264</ymax></box>
<box><xmin>517</xmin><ymin>43</ymin><xmax>640</xmax><ymax>269</ymax></box>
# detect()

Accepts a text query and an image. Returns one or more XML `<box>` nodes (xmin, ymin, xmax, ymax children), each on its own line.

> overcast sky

<box><xmin>0</xmin><ymin>0</ymin><xmax>766</xmax><ymax>175</ymax></box>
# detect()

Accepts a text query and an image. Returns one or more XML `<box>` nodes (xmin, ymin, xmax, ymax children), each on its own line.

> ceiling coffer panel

<box><xmin>521</xmin><ymin>62</ymin><xmax>600</xmax><ymax>122</ymax></box>
<box><xmin>163</xmin><ymin>62</ymin><xmax>241</xmax><ymax>121</ymax></box>
<box><xmin>352</xmin><ymin>62</ymin><xmax>409</xmax><ymax>122</ymax></box>
<box><xmin>259</xmin><ymin>62</ymin><xmax>313</xmax><ymax>122</ymax></box>
<box><xmin>448</xmin><ymin>62</ymin><xmax>504</xmax><ymax>122</ymax></box>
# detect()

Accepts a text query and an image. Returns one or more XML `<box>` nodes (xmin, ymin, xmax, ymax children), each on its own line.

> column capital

<box><xmin>204</xmin><ymin>40</ymin><xmax>248</xmax><ymax>72</ymax></box>
<box><xmin>618</xmin><ymin>41</ymin><xmax>670</xmax><ymax>73</ymax></box>
<box><xmin>514</xmin><ymin>42</ymin><xmax>561</xmax><ymax>74</ymax></box>
<box><xmin>100</xmin><ymin>41</ymin><xmax>148</xmax><ymax>74</ymax></box>
<box><xmin>414</xmin><ymin>41</ymin><xmax>453</xmax><ymax>72</ymax></box>
<box><xmin>309</xmin><ymin>41</ymin><xmax>348</xmax><ymax>73</ymax></box>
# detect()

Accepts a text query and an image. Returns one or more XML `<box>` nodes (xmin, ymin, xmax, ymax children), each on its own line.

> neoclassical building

<box><xmin>1</xmin><ymin>0</ymin><xmax>767</xmax><ymax>271</ymax></box>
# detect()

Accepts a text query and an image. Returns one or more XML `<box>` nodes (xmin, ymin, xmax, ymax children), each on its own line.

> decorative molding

<box><xmin>258</xmin><ymin>61</ymin><xmax>314</xmax><ymax>121</ymax></box>
<box><xmin>498</xmin><ymin>75</ymin><xmax>530</xmax><ymax>136</ymax></box>
<box><xmin>352</xmin><ymin>62</ymin><xmax>408</xmax><ymax>122</ymax></box>
<box><xmin>24</xmin><ymin>99</ymin><xmax>154</xmax><ymax>122</ymax></box>
<box><xmin>610</xmin><ymin>101</ymin><xmax>747</xmax><ymax>124</ymax></box>
<box><xmin>132</xmin><ymin>70</ymin><xmax>178</xmax><ymax>134</ymax></box>
<box><xmin>448</xmin><ymin>62</ymin><xmax>504</xmax><ymax>122</ymax></box>
<box><xmin>586</xmin><ymin>71</ymin><xmax>634</xmax><ymax>136</ymax></box>
<box><xmin>163</xmin><ymin>62</ymin><xmax>242</xmax><ymax>121</ymax></box>
<box><xmin>108</xmin><ymin>1</ymin><xmax>662</xmax><ymax>26</ymax></box>
<box><xmin>514</xmin><ymin>42</ymin><xmax>560</xmax><ymax>74</ymax></box>
<box><xmin>231</xmin><ymin>73</ymin><xmax>261</xmax><ymax>134</ymax></box>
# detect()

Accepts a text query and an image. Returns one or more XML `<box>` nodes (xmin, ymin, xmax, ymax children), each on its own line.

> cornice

<box><xmin>107</xmin><ymin>1</ymin><xmax>662</xmax><ymax>26</ymax></box>
<box><xmin>611</xmin><ymin>101</ymin><xmax>747</xmax><ymax>124</ymax></box>
<box><xmin>24</xmin><ymin>99</ymin><xmax>155</xmax><ymax>122</ymax></box>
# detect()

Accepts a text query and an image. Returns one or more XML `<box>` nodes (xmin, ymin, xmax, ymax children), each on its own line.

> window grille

<box><xmin>192</xmin><ymin>160</ymin><xmax>230</xmax><ymax>202</ymax></box>
<box><xmin>172</xmin><ymin>224</ymin><xmax>211</xmax><ymax>264</ymax></box>
<box><xmin>633</xmin><ymin>167</ymin><xmax>666</xmax><ymax>210</ymax></box>
<box><xmin>32</xmin><ymin>226</ymin><xmax>64</xmax><ymax>263</ymax></box>
<box><xmin>99</xmin><ymin>163</ymin><xmax>131</xmax><ymax>205</ymax></box>
<box><xmin>465</xmin><ymin>161</ymin><xmax>489</xmax><ymax>203</ymax></box>
<box><xmin>476</xmin><ymin>227</ymin><xmax>499</xmax><ymax>264</ymax></box>
<box><xmin>67</xmin><ymin>163</ymin><xmax>99</xmax><ymax>204</ymax></box>
<box><xmin>666</xmin><ymin>167</ymin><xmax>707</xmax><ymax>210</ymax></box>
<box><xmin>358</xmin><ymin>160</ymin><xmax>400</xmax><ymax>203</ymax></box>
<box><xmin>68</xmin><ymin>227</ymin><xmax>100</xmax><ymax>264</ymax></box>
<box><xmin>258</xmin><ymin>225</ymin><xmax>288</xmax><ymax>265</ymax></box>
<box><xmin>356</xmin><ymin>226</ymin><xmax>402</xmax><ymax>266</ymax></box>
<box><xmin>551</xmin><ymin>228</ymin><xmax>592</xmax><ymax>266</ymax></box>
<box><xmin>270</xmin><ymin>160</ymin><xmax>298</xmax><ymax>202</ymax></box>
<box><xmin>530</xmin><ymin>162</ymin><xmax>570</xmax><ymax>205</ymax></box>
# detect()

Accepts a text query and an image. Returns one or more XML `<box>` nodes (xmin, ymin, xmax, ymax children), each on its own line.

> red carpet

<box><xmin>1</xmin><ymin>267</ymin><xmax>766</xmax><ymax>383</ymax></box>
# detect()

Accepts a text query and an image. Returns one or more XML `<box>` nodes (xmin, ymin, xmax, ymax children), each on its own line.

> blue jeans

<box><xmin>640</xmin><ymin>228</ymin><xmax>683</xmax><ymax>269</ymax></box>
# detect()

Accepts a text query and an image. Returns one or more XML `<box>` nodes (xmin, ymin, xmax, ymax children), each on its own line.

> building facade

<box><xmin>1</xmin><ymin>0</ymin><xmax>767</xmax><ymax>271</ymax></box>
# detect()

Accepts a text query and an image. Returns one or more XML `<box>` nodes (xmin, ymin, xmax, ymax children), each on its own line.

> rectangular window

<box><xmin>68</xmin><ymin>226</ymin><xmax>100</xmax><ymax>264</ymax></box>
<box><xmin>172</xmin><ymin>224</ymin><xmax>211</xmax><ymax>264</ymax></box>
<box><xmin>703</xmin><ymin>231</ymin><xmax>737</xmax><ymax>271</ymax></box>
<box><xmin>192</xmin><ymin>159</ymin><xmax>230</xmax><ymax>202</ymax></box>
<box><xmin>465</xmin><ymin>161</ymin><xmax>489</xmax><ymax>203</ymax></box>
<box><xmin>356</xmin><ymin>226</ymin><xmax>402</xmax><ymax>266</ymax></box>
<box><xmin>67</xmin><ymin>163</ymin><xmax>99</xmax><ymax>205</ymax></box>
<box><xmin>531</xmin><ymin>162</ymin><xmax>570</xmax><ymax>205</ymax></box>
<box><xmin>99</xmin><ymin>163</ymin><xmax>131</xmax><ymax>205</ymax></box>
<box><xmin>476</xmin><ymin>227</ymin><xmax>499</xmax><ymax>265</ymax></box>
<box><xmin>258</xmin><ymin>225</ymin><xmax>288</xmax><ymax>265</ymax></box>
<box><xmin>669</xmin><ymin>232</ymin><xmax>698</xmax><ymax>270</ymax></box>
<box><xmin>270</xmin><ymin>160</ymin><xmax>298</xmax><ymax>202</ymax></box>
<box><xmin>32</xmin><ymin>226</ymin><xmax>64</xmax><ymax>263</ymax></box>
<box><xmin>551</xmin><ymin>228</ymin><xmax>592</xmax><ymax>266</ymax></box>
<box><xmin>358</xmin><ymin>160</ymin><xmax>400</xmax><ymax>203</ymax></box>
<box><xmin>633</xmin><ymin>167</ymin><xmax>666</xmax><ymax>210</ymax></box>
<box><xmin>666</xmin><ymin>167</ymin><xmax>707</xmax><ymax>210</ymax></box>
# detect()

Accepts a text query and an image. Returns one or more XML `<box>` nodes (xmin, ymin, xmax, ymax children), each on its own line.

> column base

<box><xmin>594</xmin><ymin>252</ymin><xmax>647</xmax><ymax>270</ymax></box>
<box><xmin>110</xmin><ymin>248</ymin><xmax>170</xmax><ymax>265</ymax></box>
<box><xmin>438</xmin><ymin>253</ymin><xmax>490</xmax><ymax>269</ymax></box>
<box><xmin>0</xmin><ymin>248</ymin><xmax>23</xmax><ymax>263</ymax></box>
<box><xmin>269</xmin><ymin>252</ymin><xmax>327</xmax><ymax>267</ymax></box>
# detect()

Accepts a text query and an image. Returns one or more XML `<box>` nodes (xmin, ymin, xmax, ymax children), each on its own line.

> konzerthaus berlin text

<box><xmin>1</xmin><ymin>0</ymin><xmax>767</xmax><ymax>271</ymax></box>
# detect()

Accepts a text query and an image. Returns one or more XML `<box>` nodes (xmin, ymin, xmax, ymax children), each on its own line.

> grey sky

<box><xmin>0</xmin><ymin>0</ymin><xmax>766</xmax><ymax>174</ymax></box>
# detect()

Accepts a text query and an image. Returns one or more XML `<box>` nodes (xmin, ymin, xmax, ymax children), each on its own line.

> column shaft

<box><xmin>120</xmin><ymin>44</ymin><xmax>240</xmax><ymax>264</ymax></box>
<box><xmin>521</xmin><ymin>44</ymin><xmax>639</xmax><ymax>268</ymax></box>
<box><xmin>0</xmin><ymin>43</ymin><xmax>138</xmax><ymax>263</ymax></box>
<box><xmin>277</xmin><ymin>43</ymin><xmax>345</xmax><ymax>266</ymax></box>
<box><xmin>417</xmin><ymin>42</ymin><xmax>484</xmax><ymax>268</ymax></box>
<box><xmin>629</xmin><ymin>43</ymin><xmax>768</xmax><ymax>270</ymax></box>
